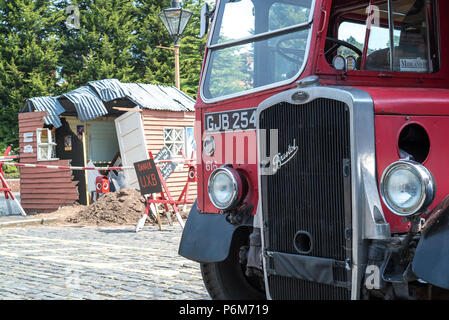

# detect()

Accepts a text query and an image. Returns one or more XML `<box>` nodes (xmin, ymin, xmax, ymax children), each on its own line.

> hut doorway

<box><xmin>55</xmin><ymin>118</ymin><xmax>87</xmax><ymax>204</ymax></box>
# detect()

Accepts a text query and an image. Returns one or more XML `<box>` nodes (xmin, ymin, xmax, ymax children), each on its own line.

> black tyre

<box><xmin>200</xmin><ymin>228</ymin><xmax>265</xmax><ymax>300</ymax></box>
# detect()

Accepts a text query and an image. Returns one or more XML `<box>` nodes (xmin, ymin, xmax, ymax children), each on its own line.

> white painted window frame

<box><xmin>163</xmin><ymin>127</ymin><xmax>186</xmax><ymax>158</ymax></box>
<box><xmin>36</xmin><ymin>128</ymin><xmax>58</xmax><ymax>161</ymax></box>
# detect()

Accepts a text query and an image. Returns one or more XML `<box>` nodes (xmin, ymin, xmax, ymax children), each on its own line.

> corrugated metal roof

<box><xmin>22</xmin><ymin>79</ymin><xmax>195</xmax><ymax>125</ymax></box>
<box><xmin>88</xmin><ymin>79</ymin><xmax>130</xmax><ymax>102</ymax></box>
<box><xmin>119</xmin><ymin>83</ymin><xmax>153</xmax><ymax>109</ymax></box>
<box><xmin>136</xmin><ymin>83</ymin><xmax>195</xmax><ymax>111</ymax></box>
<box><xmin>89</xmin><ymin>79</ymin><xmax>195</xmax><ymax>112</ymax></box>
<box><xmin>28</xmin><ymin>97</ymin><xmax>65</xmax><ymax>128</ymax></box>
<box><xmin>62</xmin><ymin>86</ymin><xmax>108</xmax><ymax>122</ymax></box>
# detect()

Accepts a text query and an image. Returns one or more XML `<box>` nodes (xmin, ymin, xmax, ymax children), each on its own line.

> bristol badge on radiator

<box><xmin>205</xmin><ymin>108</ymin><xmax>257</xmax><ymax>133</ymax></box>
<box><xmin>272</xmin><ymin>139</ymin><xmax>299</xmax><ymax>174</ymax></box>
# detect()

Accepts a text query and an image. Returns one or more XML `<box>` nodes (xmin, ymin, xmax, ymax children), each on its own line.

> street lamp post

<box><xmin>158</xmin><ymin>0</ymin><xmax>192</xmax><ymax>89</ymax></box>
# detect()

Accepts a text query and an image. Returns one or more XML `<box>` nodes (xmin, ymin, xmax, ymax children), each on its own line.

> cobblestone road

<box><xmin>0</xmin><ymin>225</ymin><xmax>209</xmax><ymax>300</ymax></box>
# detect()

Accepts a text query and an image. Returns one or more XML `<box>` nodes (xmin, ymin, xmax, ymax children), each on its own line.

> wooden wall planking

<box><xmin>141</xmin><ymin>110</ymin><xmax>197</xmax><ymax>202</ymax></box>
<box><xmin>18</xmin><ymin>112</ymin><xmax>79</xmax><ymax>213</ymax></box>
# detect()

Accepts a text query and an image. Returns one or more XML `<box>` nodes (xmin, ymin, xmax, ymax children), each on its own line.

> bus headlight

<box><xmin>380</xmin><ymin>160</ymin><xmax>436</xmax><ymax>217</ymax></box>
<box><xmin>208</xmin><ymin>166</ymin><xmax>242</xmax><ymax>210</ymax></box>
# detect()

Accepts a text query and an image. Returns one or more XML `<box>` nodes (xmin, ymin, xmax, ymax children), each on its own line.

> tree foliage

<box><xmin>0</xmin><ymin>0</ymin><xmax>64</xmax><ymax>150</ymax></box>
<box><xmin>56</xmin><ymin>0</ymin><xmax>139</xmax><ymax>88</ymax></box>
<box><xmin>0</xmin><ymin>0</ymin><xmax>206</xmax><ymax>151</ymax></box>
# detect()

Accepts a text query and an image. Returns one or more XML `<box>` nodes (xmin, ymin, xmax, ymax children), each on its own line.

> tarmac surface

<box><xmin>0</xmin><ymin>224</ymin><xmax>209</xmax><ymax>300</ymax></box>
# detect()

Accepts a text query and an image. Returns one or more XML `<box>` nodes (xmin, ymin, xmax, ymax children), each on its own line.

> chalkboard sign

<box><xmin>134</xmin><ymin>159</ymin><xmax>162</xmax><ymax>195</ymax></box>
<box><xmin>154</xmin><ymin>147</ymin><xmax>177</xmax><ymax>180</ymax></box>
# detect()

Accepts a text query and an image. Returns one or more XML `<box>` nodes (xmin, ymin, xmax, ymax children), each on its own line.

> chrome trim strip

<box><xmin>256</xmin><ymin>86</ymin><xmax>391</xmax><ymax>300</ymax></box>
<box><xmin>200</xmin><ymin>0</ymin><xmax>317</xmax><ymax>104</ymax></box>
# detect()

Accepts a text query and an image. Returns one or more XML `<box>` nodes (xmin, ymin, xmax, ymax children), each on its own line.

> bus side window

<box><xmin>329</xmin><ymin>0</ymin><xmax>439</xmax><ymax>73</ymax></box>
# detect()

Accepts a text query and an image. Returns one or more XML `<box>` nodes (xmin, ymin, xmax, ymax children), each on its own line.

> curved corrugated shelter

<box><xmin>62</xmin><ymin>86</ymin><xmax>108</xmax><ymax>122</ymax></box>
<box><xmin>21</xmin><ymin>79</ymin><xmax>195</xmax><ymax>127</ymax></box>
<box><xmin>88</xmin><ymin>79</ymin><xmax>130</xmax><ymax>103</ymax></box>
<box><xmin>137</xmin><ymin>83</ymin><xmax>195</xmax><ymax>111</ymax></box>
<box><xmin>26</xmin><ymin>97</ymin><xmax>65</xmax><ymax>128</ymax></box>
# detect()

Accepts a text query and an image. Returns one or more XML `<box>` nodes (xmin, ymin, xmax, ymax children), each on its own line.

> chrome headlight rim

<box><xmin>207</xmin><ymin>166</ymin><xmax>241</xmax><ymax>210</ymax></box>
<box><xmin>380</xmin><ymin>160</ymin><xmax>436</xmax><ymax>217</ymax></box>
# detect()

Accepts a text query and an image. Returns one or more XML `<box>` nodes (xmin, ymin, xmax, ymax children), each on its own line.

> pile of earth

<box><xmin>31</xmin><ymin>188</ymin><xmax>191</xmax><ymax>227</ymax></box>
<box><xmin>66</xmin><ymin>188</ymin><xmax>147</xmax><ymax>226</ymax></box>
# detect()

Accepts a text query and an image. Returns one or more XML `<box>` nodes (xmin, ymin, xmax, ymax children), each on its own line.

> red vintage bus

<box><xmin>179</xmin><ymin>0</ymin><xmax>449</xmax><ymax>300</ymax></box>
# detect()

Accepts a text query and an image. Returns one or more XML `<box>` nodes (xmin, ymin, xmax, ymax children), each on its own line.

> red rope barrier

<box><xmin>0</xmin><ymin>159</ymin><xmax>196</xmax><ymax>171</ymax></box>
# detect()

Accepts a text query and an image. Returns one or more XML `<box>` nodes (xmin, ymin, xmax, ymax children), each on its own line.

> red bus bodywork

<box><xmin>179</xmin><ymin>0</ymin><xmax>449</xmax><ymax>300</ymax></box>
<box><xmin>194</xmin><ymin>0</ymin><xmax>449</xmax><ymax>235</ymax></box>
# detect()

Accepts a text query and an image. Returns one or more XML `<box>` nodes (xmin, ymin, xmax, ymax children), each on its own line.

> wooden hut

<box><xmin>18</xmin><ymin>79</ymin><xmax>196</xmax><ymax>213</ymax></box>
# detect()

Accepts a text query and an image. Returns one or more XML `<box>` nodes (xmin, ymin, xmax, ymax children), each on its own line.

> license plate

<box><xmin>204</xmin><ymin>108</ymin><xmax>257</xmax><ymax>133</ymax></box>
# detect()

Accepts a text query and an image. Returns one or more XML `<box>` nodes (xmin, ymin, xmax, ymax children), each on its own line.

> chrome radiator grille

<box><xmin>259</xmin><ymin>98</ymin><xmax>352</xmax><ymax>300</ymax></box>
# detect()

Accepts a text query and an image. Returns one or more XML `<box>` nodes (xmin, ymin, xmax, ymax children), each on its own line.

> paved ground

<box><xmin>0</xmin><ymin>224</ymin><xmax>210</xmax><ymax>300</ymax></box>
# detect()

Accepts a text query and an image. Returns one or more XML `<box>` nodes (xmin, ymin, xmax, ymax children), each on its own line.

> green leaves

<box><xmin>0</xmin><ymin>0</ymin><xmax>205</xmax><ymax>150</ymax></box>
<box><xmin>0</xmin><ymin>0</ymin><xmax>62</xmax><ymax>150</ymax></box>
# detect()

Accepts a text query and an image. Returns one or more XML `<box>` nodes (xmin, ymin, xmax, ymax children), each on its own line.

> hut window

<box><xmin>164</xmin><ymin>128</ymin><xmax>185</xmax><ymax>157</ymax></box>
<box><xmin>37</xmin><ymin>128</ymin><xmax>57</xmax><ymax>161</ymax></box>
